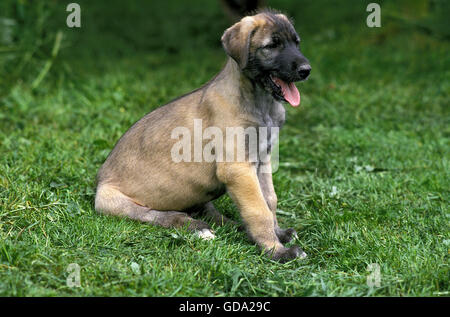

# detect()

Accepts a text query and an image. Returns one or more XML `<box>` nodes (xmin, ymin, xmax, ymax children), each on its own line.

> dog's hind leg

<box><xmin>95</xmin><ymin>184</ymin><xmax>213</xmax><ymax>238</ymax></box>
<box><xmin>193</xmin><ymin>202</ymin><xmax>241</xmax><ymax>229</ymax></box>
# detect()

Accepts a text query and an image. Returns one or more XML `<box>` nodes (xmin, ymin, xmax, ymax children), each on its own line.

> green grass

<box><xmin>0</xmin><ymin>0</ymin><xmax>449</xmax><ymax>296</ymax></box>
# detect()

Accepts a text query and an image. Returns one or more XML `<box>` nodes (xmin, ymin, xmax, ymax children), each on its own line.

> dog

<box><xmin>95</xmin><ymin>11</ymin><xmax>311</xmax><ymax>262</ymax></box>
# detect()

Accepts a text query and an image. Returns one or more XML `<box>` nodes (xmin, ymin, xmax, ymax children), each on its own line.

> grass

<box><xmin>0</xmin><ymin>0</ymin><xmax>449</xmax><ymax>296</ymax></box>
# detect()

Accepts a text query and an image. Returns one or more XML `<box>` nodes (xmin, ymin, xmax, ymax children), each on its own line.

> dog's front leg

<box><xmin>257</xmin><ymin>159</ymin><xmax>298</xmax><ymax>244</ymax></box>
<box><xmin>216</xmin><ymin>162</ymin><xmax>301</xmax><ymax>262</ymax></box>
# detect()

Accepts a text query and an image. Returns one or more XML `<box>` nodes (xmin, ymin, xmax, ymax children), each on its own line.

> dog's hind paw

<box><xmin>195</xmin><ymin>228</ymin><xmax>216</xmax><ymax>240</ymax></box>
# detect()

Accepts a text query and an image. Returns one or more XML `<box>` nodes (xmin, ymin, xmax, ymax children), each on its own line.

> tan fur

<box><xmin>95</xmin><ymin>12</ymin><xmax>302</xmax><ymax>261</ymax></box>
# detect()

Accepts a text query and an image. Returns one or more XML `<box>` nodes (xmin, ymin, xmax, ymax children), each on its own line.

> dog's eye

<box><xmin>264</xmin><ymin>43</ymin><xmax>277</xmax><ymax>49</ymax></box>
<box><xmin>264</xmin><ymin>39</ymin><xmax>280</xmax><ymax>49</ymax></box>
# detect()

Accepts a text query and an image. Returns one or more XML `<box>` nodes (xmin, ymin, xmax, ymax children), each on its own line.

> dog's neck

<box><xmin>214</xmin><ymin>58</ymin><xmax>282</xmax><ymax>117</ymax></box>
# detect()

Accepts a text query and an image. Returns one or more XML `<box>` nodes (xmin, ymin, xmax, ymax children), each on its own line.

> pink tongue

<box><xmin>273</xmin><ymin>77</ymin><xmax>300</xmax><ymax>107</ymax></box>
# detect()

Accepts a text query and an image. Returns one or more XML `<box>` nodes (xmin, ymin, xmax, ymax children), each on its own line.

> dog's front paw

<box><xmin>270</xmin><ymin>245</ymin><xmax>307</xmax><ymax>263</ymax></box>
<box><xmin>276</xmin><ymin>227</ymin><xmax>298</xmax><ymax>244</ymax></box>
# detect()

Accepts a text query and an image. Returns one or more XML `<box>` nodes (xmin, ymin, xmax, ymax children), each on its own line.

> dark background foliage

<box><xmin>0</xmin><ymin>0</ymin><xmax>448</xmax><ymax>296</ymax></box>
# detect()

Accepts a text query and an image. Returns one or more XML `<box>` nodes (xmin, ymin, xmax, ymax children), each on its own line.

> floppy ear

<box><xmin>221</xmin><ymin>17</ymin><xmax>255</xmax><ymax>69</ymax></box>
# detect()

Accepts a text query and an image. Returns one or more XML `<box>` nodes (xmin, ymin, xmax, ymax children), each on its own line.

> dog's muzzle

<box><xmin>298</xmin><ymin>64</ymin><xmax>311</xmax><ymax>80</ymax></box>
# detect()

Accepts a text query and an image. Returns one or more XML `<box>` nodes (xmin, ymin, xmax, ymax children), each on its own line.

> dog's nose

<box><xmin>298</xmin><ymin>64</ymin><xmax>311</xmax><ymax>79</ymax></box>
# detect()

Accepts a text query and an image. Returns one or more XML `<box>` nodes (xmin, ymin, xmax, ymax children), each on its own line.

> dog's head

<box><xmin>221</xmin><ymin>11</ymin><xmax>310</xmax><ymax>106</ymax></box>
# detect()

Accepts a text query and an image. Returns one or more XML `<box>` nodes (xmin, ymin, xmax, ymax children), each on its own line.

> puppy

<box><xmin>95</xmin><ymin>11</ymin><xmax>311</xmax><ymax>262</ymax></box>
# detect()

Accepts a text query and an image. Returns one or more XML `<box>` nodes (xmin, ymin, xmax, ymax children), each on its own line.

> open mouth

<box><xmin>269</xmin><ymin>75</ymin><xmax>301</xmax><ymax>107</ymax></box>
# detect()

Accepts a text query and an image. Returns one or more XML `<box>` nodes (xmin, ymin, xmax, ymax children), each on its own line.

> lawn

<box><xmin>0</xmin><ymin>0</ymin><xmax>448</xmax><ymax>296</ymax></box>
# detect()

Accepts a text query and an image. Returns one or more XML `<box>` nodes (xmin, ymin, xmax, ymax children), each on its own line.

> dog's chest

<box><xmin>253</xmin><ymin>99</ymin><xmax>286</xmax><ymax>157</ymax></box>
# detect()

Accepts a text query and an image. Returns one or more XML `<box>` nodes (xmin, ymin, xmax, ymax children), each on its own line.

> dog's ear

<box><xmin>221</xmin><ymin>17</ymin><xmax>256</xmax><ymax>69</ymax></box>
